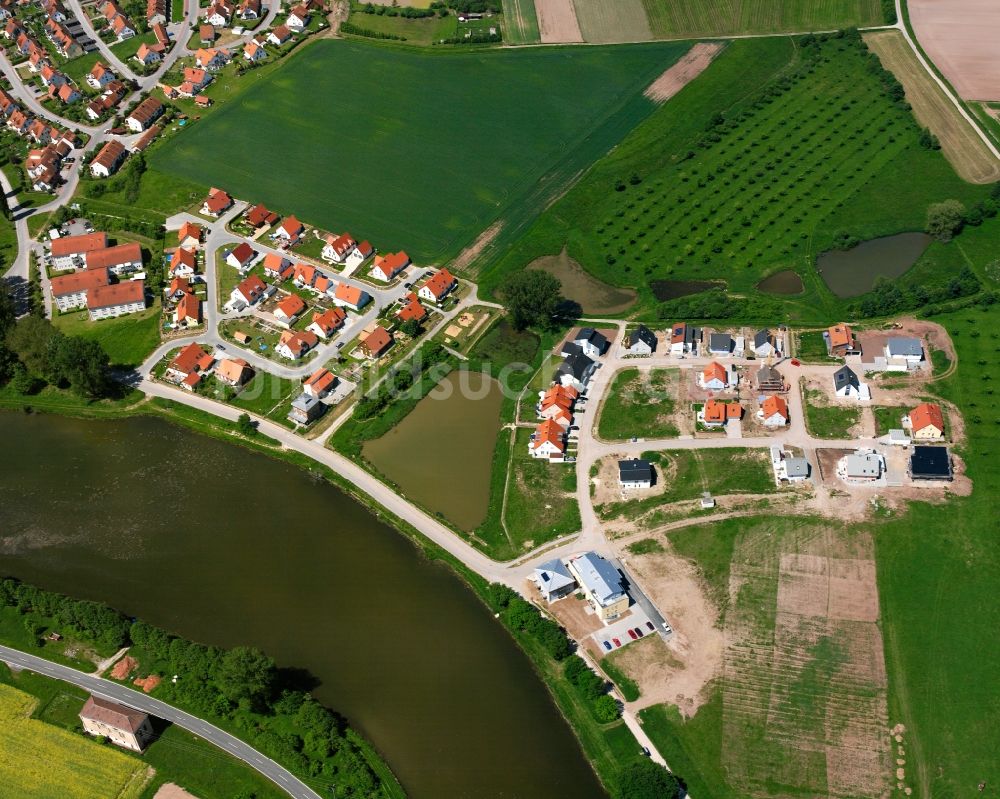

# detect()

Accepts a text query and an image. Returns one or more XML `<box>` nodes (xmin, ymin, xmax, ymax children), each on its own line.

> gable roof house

<box><xmin>267</xmin><ymin>23</ymin><xmax>291</xmax><ymax>45</ymax></box>
<box><xmin>90</xmin><ymin>139</ymin><xmax>127</xmax><ymax>177</ymax></box>
<box><xmin>274</xmin><ymin>215</ymin><xmax>303</xmax><ymax>242</ymax></box>
<box><xmin>226</xmin><ymin>242</ymin><xmax>256</xmax><ymax>271</ymax></box>
<box><xmin>396</xmin><ymin>292</ymin><xmax>426</xmax><ymax>324</ymax></box>
<box><xmin>246</xmin><ymin>203</ymin><xmax>277</xmax><ymax>228</ymax></box>
<box><xmin>194</xmin><ymin>46</ymin><xmax>229</xmax><ymax>70</ymax></box>
<box><xmin>180</xmin><ymin>67</ymin><xmax>212</xmax><ymax>94</ymax></box>
<box><xmin>417</xmin><ymin>268</ymin><xmax>456</xmax><ymax>303</ymax></box>
<box><xmin>262</xmin><ymin>252</ymin><xmax>292</xmax><ymax>280</ymax></box>
<box><xmin>111</xmin><ymin>13</ymin><xmax>136</xmax><ymax>39</ymax></box>
<box><xmin>231</xmin><ymin>273</ymin><xmax>266</xmax><ymax>307</ymax></box>
<box><xmin>243</xmin><ymin>39</ymin><xmax>266</xmax><ymax>62</ymax></box>
<box><xmin>199</xmin><ymin>22</ymin><xmax>215</xmax><ymax>42</ymax></box>
<box><xmin>306</xmin><ymin>307</ymin><xmax>347</xmax><ymax>339</ymax></box>
<box><xmin>168</xmin><ymin>247</ymin><xmax>197</xmax><ymax>279</ymax></box>
<box><xmin>322</xmin><ymin>232</ymin><xmax>356</xmax><ymax>263</ymax></box>
<box><xmin>566</xmin><ymin>552</ymin><xmax>628</xmax><ymax>621</ymax></box>
<box><xmin>49</xmin><ymin>267</ymin><xmax>109</xmax><ymax>311</ymax></box>
<box><xmin>618</xmin><ymin>458</ymin><xmax>653</xmax><ymax>489</ymax></box>
<box><xmin>555</xmin><ymin>346</ymin><xmax>596</xmax><ymax>393</ymax></box>
<box><xmin>288</xmin><ymin>391</ymin><xmax>324</xmax><ymax>425</ymax></box>
<box><xmin>332</xmin><ymin>281</ymin><xmax>370</xmax><ymax>311</ymax></box>
<box><xmin>238</xmin><ymin>0</ymin><xmax>260</xmax><ymax>18</ymax></box>
<box><xmin>669</xmin><ymin>322</ymin><xmax>701</xmax><ymax>356</ymax></box>
<box><xmin>303</xmin><ymin>367</ymin><xmax>337</xmax><ymax>398</ymax></box>
<box><xmin>528</xmin><ymin>418</ymin><xmax>566</xmax><ymax>461</ymax></box>
<box><xmin>905</xmin><ymin>402</ymin><xmax>945</xmax><ymax>440</ymax></box>
<box><xmin>625</xmin><ymin>324</ymin><xmax>656</xmax><ymax>355</ymax></box>
<box><xmin>147</xmin><ymin>0</ymin><xmax>167</xmax><ymax>25</ymax></box>
<box><xmin>537</xmin><ymin>383</ymin><xmax>578</xmax><ymax>427</ymax></box>
<box><xmin>126</xmin><ymin>96</ymin><xmax>163</xmax><ymax>132</ymax></box>
<box><xmin>177</xmin><ymin>221</ymin><xmax>202</xmax><ymax>249</ymax></box>
<box><xmin>87</xmin><ymin>280</ymin><xmax>146</xmax><ymax>320</ymax></box>
<box><xmin>276</xmin><ymin>329</ymin><xmax>318</xmax><ymax>360</ymax></box>
<box><xmin>201</xmin><ymin>187</ymin><xmax>232</xmax><ymax>216</ymax></box>
<box><xmin>759</xmin><ymin>395</ymin><xmax>789</xmax><ymax>427</ymax></box>
<box><xmin>753</xmin><ymin>328</ymin><xmax>776</xmax><ymax>358</ymax></box>
<box><xmin>135</xmin><ymin>41</ymin><xmax>164</xmax><ymax>65</ymax></box>
<box><xmin>833</xmin><ymin>364</ymin><xmax>861</xmax><ymax>398</ymax></box>
<box><xmin>50</xmin><ymin>232</ymin><xmax>109</xmax><ymax>269</ymax></box>
<box><xmin>360</xmin><ymin>325</ymin><xmax>393</xmax><ymax>359</ymax></box>
<box><xmin>700</xmin><ymin>398</ymin><xmax>742</xmax><ymax>428</ymax></box>
<box><xmin>53</xmin><ymin>82</ymin><xmax>81</xmax><ymax>105</ymax></box>
<box><xmin>80</xmin><ymin>696</ymin><xmax>153</xmax><ymax>752</ymax></box>
<box><xmin>165</xmin><ymin>342</ymin><xmax>214</xmax><ymax>386</ymax></box>
<box><xmin>286</xmin><ymin>4</ymin><xmax>308</xmax><ymax>29</ymax></box>
<box><xmin>87</xmin><ymin>242</ymin><xmax>143</xmax><ymax>275</ymax></box>
<box><xmin>567</xmin><ymin>327</ymin><xmax>608</xmax><ymax>359</ymax></box>
<box><xmin>166</xmin><ymin>276</ymin><xmax>192</xmax><ymax>300</ymax></box>
<box><xmin>826</xmin><ymin>323</ymin><xmax>859</xmax><ymax>357</ymax></box>
<box><xmin>371</xmin><ymin>250</ymin><xmax>409</xmax><ymax>282</ymax></box>
<box><xmin>216</xmin><ymin>357</ymin><xmax>254</xmax><ymax>386</ymax></box>
<box><xmin>173</xmin><ymin>291</ymin><xmax>202</xmax><ymax>327</ymax></box>
<box><xmin>885</xmin><ymin>337</ymin><xmax>923</xmax><ymax>363</ymax></box>
<box><xmin>203</xmin><ymin>2</ymin><xmax>231</xmax><ymax>27</ymax></box>
<box><xmin>699</xmin><ymin>361</ymin><xmax>730</xmax><ymax>391</ymax></box>
<box><xmin>273</xmin><ymin>293</ymin><xmax>305</xmax><ymax>326</ymax></box>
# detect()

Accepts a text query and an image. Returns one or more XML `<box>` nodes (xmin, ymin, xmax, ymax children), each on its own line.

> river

<box><xmin>0</xmin><ymin>412</ymin><xmax>606</xmax><ymax>799</ymax></box>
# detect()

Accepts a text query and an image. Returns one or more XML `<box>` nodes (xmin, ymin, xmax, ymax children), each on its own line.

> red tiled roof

<box><xmin>87</xmin><ymin>279</ymin><xmax>144</xmax><ymax>310</ymax></box>
<box><xmin>50</xmin><ymin>232</ymin><xmax>108</xmax><ymax>257</ymax></box>
<box><xmin>420</xmin><ymin>268</ymin><xmax>455</xmax><ymax>300</ymax></box>
<box><xmin>85</xmin><ymin>242</ymin><xmax>141</xmax><ymax>271</ymax></box>
<box><xmin>362</xmin><ymin>325</ymin><xmax>392</xmax><ymax>356</ymax></box>
<box><xmin>910</xmin><ymin>402</ymin><xmax>944</xmax><ymax>433</ymax></box>
<box><xmin>275</xmin><ymin>293</ymin><xmax>305</xmax><ymax>319</ymax></box>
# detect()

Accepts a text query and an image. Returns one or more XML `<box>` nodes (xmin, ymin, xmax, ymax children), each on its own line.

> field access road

<box><xmin>0</xmin><ymin>643</ymin><xmax>322</xmax><ymax>799</ymax></box>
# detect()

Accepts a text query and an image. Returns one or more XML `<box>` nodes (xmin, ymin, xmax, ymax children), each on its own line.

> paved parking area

<box><xmin>591</xmin><ymin>605</ymin><xmax>656</xmax><ymax>655</ymax></box>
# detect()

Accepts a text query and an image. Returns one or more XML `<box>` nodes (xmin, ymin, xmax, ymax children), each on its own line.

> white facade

<box><xmin>89</xmin><ymin>297</ymin><xmax>144</xmax><ymax>320</ymax></box>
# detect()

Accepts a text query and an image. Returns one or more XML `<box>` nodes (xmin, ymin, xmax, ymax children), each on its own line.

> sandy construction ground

<box><xmin>535</xmin><ymin>0</ymin><xmax>583</xmax><ymax>43</ymax></box>
<box><xmin>645</xmin><ymin>42</ymin><xmax>724</xmax><ymax>103</ymax></box>
<box><xmin>154</xmin><ymin>784</ymin><xmax>198</xmax><ymax>799</ymax></box>
<box><xmin>909</xmin><ymin>0</ymin><xmax>1000</xmax><ymax>100</ymax></box>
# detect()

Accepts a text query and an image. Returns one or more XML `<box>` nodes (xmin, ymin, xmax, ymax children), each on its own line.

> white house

<box><xmin>618</xmin><ymin>458</ymin><xmax>653</xmax><ymax>489</ymax></box>
<box><xmin>533</xmin><ymin>559</ymin><xmax>576</xmax><ymax>603</ymax></box>
<box><xmin>226</xmin><ymin>242</ymin><xmax>256</xmax><ymax>271</ymax></box>
<box><xmin>753</xmin><ymin>328</ymin><xmax>776</xmax><ymax>358</ymax></box>
<box><xmin>885</xmin><ymin>337</ymin><xmax>923</xmax><ymax>364</ymax></box>
<box><xmin>759</xmin><ymin>395</ymin><xmax>789</xmax><ymax>428</ymax></box>
<box><xmin>698</xmin><ymin>361</ymin><xmax>732</xmax><ymax>391</ymax></box>
<box><xmin>230</xmin><ymin>274</ymin><xmax>266</xmax><ymax>307</ymax></box>
<box><xmin>625</xmin><ymin>324</ymin><xmax>656</xmax><ymax>356</ymax></box>
<box><xmin>565</xmin><ymin>327</ymin><xmax>608</xmax><ymax>359</ymax></box>
<box><xmin>833</xmin><ymin>365</ymin><xmax>868</xmax><ymax>399</ymax></box>
<box><xmin>528</xmin><ymin>419</ymin><xmax>565</xmax><ymax>461</ymax></box>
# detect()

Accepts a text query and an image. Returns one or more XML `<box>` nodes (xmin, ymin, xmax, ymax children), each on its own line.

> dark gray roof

<box><xmin>576</xmin><ymin>327</ymin><xmax>609</xmax><ymax>354</ymax></box>
<box><xmin>756</xmin><ymin>365</ymin><xmax>782</xmax><ymax>383</ymax></box>
<box><xmin>910</xmin><ymin>446</ymin><xmax>951</xmax><ymax>478</ymax></box>
<box><xmin>618</xmin><ymin>458</ymin><xmax>652</xmax><ymax>483</ymax></box>
<box><xmin>833</xmin><ymin>365</ymin><xmax>859</xmax><ymax>391</ymax></box>
<box><xmin>556</xmin><ymin>350</ymin><xmax>595</xmax><ymax>382</ymax></box>
<box><xmin>709</xmin><ymin>333</ymin><xmax>732</xmax><ymax>352</ymax></box>
<box><xmin>686</xmin><ymin>326</ymin><xmax>701</xmax><ymax>345</ymax></box>
<box><xmin>887</xmin><ymin>337</ymin><xmax>923</xmax><ymax>358</ymax></box>
<box><xmin>754</xmin><ymin>329</ymin><xmax>771</xmax><ymax>348</ymax></box>
<box><xmin>629</xmin><ymin>325</ymin><xmax>657</xmax><ymax>350</ymax></box>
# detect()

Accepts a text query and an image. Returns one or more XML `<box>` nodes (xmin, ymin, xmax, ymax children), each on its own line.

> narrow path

<box><xmin>0</xmin><ymin>643</ymin><xmax>323</xmax><ymax>799</ymax></box>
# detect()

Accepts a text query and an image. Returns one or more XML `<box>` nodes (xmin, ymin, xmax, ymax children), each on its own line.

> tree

<box><xmin>236</xmin><ymin>413</ymin><xmax>256</xmax><ymax>437</ymax></box>
<box><xmin>616</xmin><ymin>759</ymin><xmax>682</xmax><ymax>799</ymax></box>
<box><xmin>592</xmin><ymin>694</ymin><xmax>620</xmax><ymax>722</ymax></box>
<box><xmin>213</xmin><ymin>646</ymin><xmax>276</xmax><ymax>706</ymax></box>
<box><xmin>50</xmin><ymin>336</ymin><xmax>110</xmax><ymax>398</ymax></box>
<box><xmin>6</xmin><ymin>316</ymin><xmax>60</xmax><ymax>382</ymax></box>
<box><xmin>926</xmin><ymin>200</ymin><xmax>966</xmax><ymax>242</ymax></box>
<box><xmin>399</xmin><ymin>318</ymin><xmax>421</xmax><ymax>338</ymax></box>
<box><xmin>499</xmin><ymin>270</ymin><xmax>562</xmax><ymax>331</ymax></box>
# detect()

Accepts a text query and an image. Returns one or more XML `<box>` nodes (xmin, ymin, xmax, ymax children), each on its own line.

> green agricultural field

<box><xmin>596</xmin><ymin>367</ymin><xmax>679</xmax><ymax>440</ymax></box>
<box><xmin>480</xmin><ymin>34</ymin><xmax>989</xmax><ymax>323</ymax></box>
<box><xmin>502</xmin><ymin>0</ymin><xmax>539</xmax><ymax>43</ymax></box>
<box><xmin>150</xmin><ymin>39</ymin><xmax>690</xmax><ymax>263</ymax></box>
<box><xmin>640</xmin><ymin>0</ymin><xmax>885</xmax><ymax>39</ymax></box>
<box><xmin>0</xmin><ymin>683</ymin><xmax>148</xmax><ymax>799</ymax></box>
<box><xmin>573</xmin><ymin>0</ymin><xmax>652</xmax><ymax>43</ymax></box>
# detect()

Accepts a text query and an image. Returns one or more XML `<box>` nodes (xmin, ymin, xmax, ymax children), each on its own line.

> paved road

<box><xmin>0</xmin><ymin>644</ymin><xmax>322</xmax><ymax>799</ymax></box>
<box><xmin>65</xmin><ymin>0</ymin><xmax>140</xmax><ymax>82</ymax></box>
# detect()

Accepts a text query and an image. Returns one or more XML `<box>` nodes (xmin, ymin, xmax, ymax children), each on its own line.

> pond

<box><xmin>649</xmin><ymin>279</ymin><xmax>723</xmax><ymax>301</ymax></box>
<box><xmin>756</xmin><ymin>269</ymin><xmax>804</xmax><ymax>295</ymax></box>
<box><xmin>529</xmin><ymin>248</ymin><xmax>637</xmax><ymax>315</ymax></box>
<box><xmin>363</xmin><ymin>371</ymin><xmax>504</xmax><ymax>532</ymax></box>
<box><xmin>0</xmin><ymin>412</ymin><xmax>605</xmax><ymax>799</ymax></box>
<box><xmin>816</xmin><ymin>232</ymin><xmax>932</xmax><ymax>298</ymax></box>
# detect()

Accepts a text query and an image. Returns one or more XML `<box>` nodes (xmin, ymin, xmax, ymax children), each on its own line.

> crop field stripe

<box><xmin>501</xmin><ymin>0</ymin><xmax>540</xmax><ymax>43</ymax></box>
<box><xmin>864</xmin><ymin>30</ymin><xmax>1000</xmax><ymax>184</ymax></box>
<box><xmin>571</xmin><ymin>0</ymin><xmax>652</xmax><ymax>44</ymax></box>
<box><xmin>640</xmin><ymin>0</ymin><xmax>883</xmax><ymax>39</ymax></box>
<box><xmin>151</xmin><ymin>40</ymin><xmax>688</xmax><ymax>264</ymax></box>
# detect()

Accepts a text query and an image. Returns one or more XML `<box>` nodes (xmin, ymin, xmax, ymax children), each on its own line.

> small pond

<box><xmin>529</xmin><ymin>248</ymin><xmax>637</xmax><ymax>315</ymax></box>
<box><xmin>363</xmin><ymin>370</ymin><xmax>503</xmax><ymax>531</ymax></box>
<box><xmin>650</xmin><ymin>279</ymin><xmax>723</xmax><ymax>301</ymax></box>
<box><xmin>757</xmin><ymin>269</ymin><xmax>804</xmax><ymax>295</ymax></box>
<box><xmin>816</xmin><ymin>232</ymin><xmax>932</xmax><ymax>298</ymax></box>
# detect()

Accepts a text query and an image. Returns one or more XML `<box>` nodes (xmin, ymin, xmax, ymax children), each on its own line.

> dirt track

<box><xmin>909</xmin><ymin>0</ymin><xmax>1000</xmax><ymax>101</ymax></box>
<box><xmin>644</xmin><ymin>42</ymin><xmax>724</xmax><ymax>104</ymax></box>
<box><xmin>535</xmin><ymin>0</ymin><xmax>582</xmax><ymax>43</ymax></box>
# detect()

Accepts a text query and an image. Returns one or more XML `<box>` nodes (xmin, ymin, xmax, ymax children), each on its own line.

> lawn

<box><xmin>467</xmin><ymin>317</ymin><xmax>539</xmax><ymax>372</ymax></box>
<box><xmin>640</xmin><ymin>0</ymin><xmax>885</xmax><ymax>39</ymax></box>
<box><xmin>225</xmin><ymin>369</ymin><xmax>299</xmax><ymax>421</ymax></box>
<box><xmin>794</xmin><ymin>330</ymin><xmax>836</xmax><ymax>361</ymax></box>
<box><xmin>802</xmin><ymin>385</ymin><xmax>861</xmax><ymax>438</ymax></box>
<box><xmin>51</xmin><ymin>302</ymin><xmax>163</xmax><ymax>367</ymax></box>
<box><xmin>0</xmin><ymin>682</ymin><xmax>149</xmax><ymax>799</ymax></box>
<box><xmin>596</xmin><ymin>367</ymin><xmax>679</xmax><ymax>440</ymax></box>
<box><xmin>149</xmin><ymin>39</ymin><xmax>691</xmax><ymax>263</ymax></box>
<box><xmin>343</xmin><ymin>9</ymin><xmax>459</xmax><ymax>45</ymax></box>
<box><xmin>501</xmin><ymin>0</ymin><xmax>539</xmax><ymax>44</ymax></box>
<box><xmin>478</xmin><ymin>33</ymin><xmax>989</xmax><ymax>323</ymax></box>
<box><xmin>872</xmin><ymin>403</ymin><xmax>909</xmax><ymax>435</ymax></box>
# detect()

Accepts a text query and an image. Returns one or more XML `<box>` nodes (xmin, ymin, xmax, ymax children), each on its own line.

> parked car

<box><xmin>641</xmin><ymin>747</ymin><xmax>651</xmax><ymax>757</ymax></box>
<box><xmin>627</xmin><ymin>629</ymin><xmax>637</xmax><ymax>640</ymax></box>
<box><xmin>646</xmin><ymin>621</ymin><xmax>655</xmax><ymax>632</ymax></box>
<box><xmin>612</xmin><ymin>638</ymin><xmax>621</xmax><ymax>648</ymax></box>
<box><xmin>602</xmin><ymin>640</ymin><xmax>612</xmax><ymax>652</ymax></box>
<box><xmin>634</xmin><ymin>628</ymin><xmax>643</xmax><ymax>637</ymax></box>
<box><xmin>662</xmin><ymin>623</ymin><xmax>673</xmax><ymax>635</ymax></box>
<box><xmin>791</xmin><ymin>359</ymin><xmax>801</xmax><ymax>366</ymax></box>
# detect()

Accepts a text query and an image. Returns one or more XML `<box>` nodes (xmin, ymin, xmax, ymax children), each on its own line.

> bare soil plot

<box><xmin>572</xmin><ymin>0</ymin><xmax>651</xmax><ymax>43</ymax></box>
<box><xmin>529</xmin><ymin>248</ymin><xmax>637</xmax><ymax>315</ymax></box>
<box><xmin>644</xmin><ymin>42</ymin><xmax>723</xmax><ymax>103</ymax></box>
<box><xmin>154</xmin><ymin>784</ymin><xmax>199</xmax><ymax>799</ymax></box>
<box><xmin>722</xmin><ymin>523</ymin><xmax>893</xmax><ymax>798</ymax></box>
<box><xmin>535</xmin><ymin>0</ymin><xmax>583</xmax><ymax>42</ymax></box>
<box><xmin>865</xmin><ymin>30</ymin><xmax>1000</xmax><ymax>184</ymax></box>
<box><xmin>908</xmin><ymin>0</ymin><xmax>1000</xmax><ymax>101</ymax></box>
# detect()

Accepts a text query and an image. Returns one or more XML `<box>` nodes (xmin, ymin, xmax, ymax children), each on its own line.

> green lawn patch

<box><xmin>597</xmin><ymin>367</ymin><xmax>679</xmax><ymax>440</ymax></box>
<box><xmin>51</xmin><ymin>302</ymin><xmax>162</xmax><ymax>367</ymax></box>
<box><xmin>226</xmin><ymin>370</ymin><xmax>299</xmax><ymax>421</ymax></box>
<box><xmin>467</xmin><ymin>317</ymin><xmax>539</xmax><ymax>371</ymax></box>
<box><xmin>600</xmin><ymin>653</ymin><xmax>640</xmax><ymax>701</ymax></box>
<box><xmin>150</xmin><ymin>39</ymin><xmax>690</xmax><ymax>262</ymax></box>
<box><xmin>794</xmin><ymin>330</ymin><xmax>836</xmax><ymax>362</ymax></box>
<box><xmin>801</xmin><ymin>385</ymin><xmax>860</xmax><ymax>438</ymax></box>
<box><xmin>872</xmin><ymin>404</ymin><xmax>908</xmax><ymax>436</ymax></box>
<box><xmin>344</xmin><ymin>8</ymin><xmax>458</xmax><ymax>45</ymax></box>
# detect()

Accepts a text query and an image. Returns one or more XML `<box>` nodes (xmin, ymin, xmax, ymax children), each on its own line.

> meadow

<box><xmin>150</xmin><ymin>39</ymin><xmax>690</xmax><ymax>263</ymax></box>
<box><xmin>52</xmin><ymin>302</ymin><xmax>163</xmax><ymax>368</ymax></box>
<box><xmin>479</xmin><ymin>34</ymin><xmax>990</xmax><ymax>322</ymax></box>
<box><xmin>596</xmin><ymin>367</ymin><xmax>679</xmax><ymax>440</ymax></box>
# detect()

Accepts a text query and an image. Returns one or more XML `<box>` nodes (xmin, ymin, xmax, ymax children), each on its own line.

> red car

<box><xmin>627</xmin><ymin>629</ymin><xmax>638</xmax><ymax>640</ymax></box>
<box><xmin>791</xmin><ymin>359</ymin><xmax>801</xmax><ymax>366</ymax></box>
<box><xmin>612</xmin><ymin>638</ymin><xmax>621</xmax><ymax>648</ymax></box>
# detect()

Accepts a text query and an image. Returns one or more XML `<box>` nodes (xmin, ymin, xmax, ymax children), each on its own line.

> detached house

<box><xmin>565</xmin><ymin>327</ymin><xmax>608</xmax><ymax>359</ymax></box>
<box><xmin>238</xmin><ymin>0</ymin><xmax>260</xmax><ymax>18</ymax></box>
<box><xmin>759</xmin><ymin>395</ymin><xmax>789</xmax><ymax>428</ymax></box>
<box><xmin>126</xmin><ymin>96</ymin><xmax>164</xmax><ymax>133</ymax></box>
<box><xmin>111</xmin><ymin>14</ymin><xmax>136</xmax><ymax>40</ymax></box>
<box><xmin>360</xmin><ymin>325</ymin><xmax>393</xmax><ymax>359</ymax></box>
<box><xmin>243</xmin><ymin>39</ymin><xmax>266</xmax><ymax>62</ymax></box>
<box><xmin>554</xmin><ymin>346</ymin><xmax>595</xmax><ymax>393</ymax></box>
<box><xmin>262</xmin><ymin>252</ymin><xmax>292</xmax><ymax>280</ymax></box>
<box><xmin>231</xmin><ymin>274</ymin><xmax>266</xmax><ymax>307</ymax></box>
<box><xmin>87</xmin><ymin>61</ymin><xmax>116</xmax><ymax>90</ymax></box>
<box><xmin>276</xmin><ymin>329</ymin><xmax>318</xmax><ymax>360</ymax></box>
<box><xmin>625</xmin><ymin>324</ymin><xmax>656</xmax><ymax>355</ymax></box>
<box><xmin>332</xmin><ymin>282</ymin><xmax>370</xmax><ymax>311</ymax></box>
<box><xmin>166</xmin><ymin>342</ymin><xmax>214</xmax><ymax>387</ymax></box>
<box><xmin>371</xmin><ymin>251</ymin><xmax>409</xmax><ymax>282</ymax></box>
<box><xmin>177</xmin><ymin>221</ymin><xmax>202</xmax><ymax>249</ymax></box>
<box><xmin>618</xmin><ymin>458</ymin><xmax>653</xmax><ymax>489</ymax></box>
<box><xmin>699</xmin><ymin>361</ymin><xmax>731</xmax><ymax>392</ymax></box>
<box><xmin>669</xmin><ymin>322</ymin><xmax>701</xmax><ymax>356</ymax></box>
<box><xmin>286</xmin><ymin>4</ymin><xmax>308</xmax><ymax>30</ymax></box>
<box><xmin>418</xmin><ymin>268</ymin><xmax>456</xmax><ymax>304</ymax></box>
<box><xmin>80</xmin><ymin>696</ymin><xmax>153</xmax><ymax>752</ymax></box>
<box><xmin>755</xmin><ymin>364</ymin><xmax>785</xmax><ymax>392</ymax></box>
<box><xmin>194</xmin><ymin>47</ymin><xmax>229</xmax><ymax>70</ymax></box>
<box><xmin>90</xmin><ymin>139</ymin><xmax>127</xmax><ymax>177</ymax></box>
<box><xmin>216</xmin><ymin>357</ymin><xmax>253</xmax><ymax>386</ymax></box>
<box><xmin>885</xmin><ymin>337</ymin><xmax>923</xmax><ymax>364</ymax></box>
<box><xmin>396</xmin><ymin>292</ymin><xmax>425</xmax><ymax>324</ymax></box>
<box><xmin>173</xmin><ymin>292</ymin><xmax>202</xmax><ymax>328</ymax></box>
<box><xmin>753</xmin><ymin>328</ymin><xmax>776</xmax><ymax>358</ymax></box>
<box><xmin>268</xmin><ymin>24</ymin><xmax>291</xmax><ymax>45</ymax></box>
<box><xmin>201</xmin><ymin>187</ymin><xmax>232</xmax><ymax>217</ymax></box>
<box><xmin>288</xmin><ymin>392</ymin><xmax>324</xmax><ymax>425</ymax></box>
<box><xmin>168</xmin><ymin>247</ymin><xmax>197</xmax><ymax>279</ymax></box>
<box><xmin>833</xmin><ymin>364</ymin><xmax>869</xmax><ymax>400</ymax></box>
<box><xmin>135</xmin><ymin>41</ymin><xmax>164</xmax><ymax>66</ymax></box>
<box><xmin>275</xmin><ymin>215</ymin><xmax>303</xmax><ymax>242</ymax></box>
<box><xmin>826</xmin><ymin>323</ymin><xmax>859</xmax><ymax>357</ymax></box>
<box><xmin>529</xmin><ymin>419</ymin><xmax>566</xmax><ymax>461</ymax></box>
<box><xmin>307</xmin><ymin>307</ymin><xmax>346</xmax><ymax>339</ymax></box>
<box><xmin>905</xmin><ymin>402</ymin><xmax>945</xmax><ymax>440</ymax></box>
<box><xmin>700</xmin><ymin>398</ymin><xmax>742</xmax><ymax>428</ymax></box>
<box><xmin>303</xmin><ymin>367</ymin><xmax>337</xmax><ymax>399</ymax></box>
<box><xmin>273</xmin><ymin>293</ymin><xmax>305</xmax><ymax>327</ymax></box>
<box><xmin>246</xmin><ymin>203</ymin><xmax>278</xmax><ymax>229</ymax></box>
<box><xmin>203</xmin><ymin>2</ymin><xmax>232</xmax><ymax>27</ymax></box>
<box><xmin>322</xmin><ymin>232</ymin><xmax>356</xmax><ymax>263</ymax></box>
<box><xmin>226</xmin><ymin>242</ymin><xmax>256</xmax><ymax>271</ymax></box>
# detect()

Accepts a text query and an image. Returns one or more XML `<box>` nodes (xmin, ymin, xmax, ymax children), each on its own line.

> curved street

<box><xmin>0</xmin><ymin>643</ymin><xmax>323</xmax><ymax>799</ymax></box>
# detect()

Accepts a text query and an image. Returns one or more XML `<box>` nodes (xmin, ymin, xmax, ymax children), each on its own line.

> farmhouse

<box><xmin>90</xmin><ymin>139</ymin><xmax>127</xmax><ymax>177</ymax></box>
<box><xmin>216</xmin><ymin>357</ymin><xmax>253</xmax><ymax>386</ymax></box>
<box><xmin>322</xmin><ymin>232</ymin><xmax>356</xmax><ymax>263</ymax></box>
<box><xmin>303</xmin><ymin>367</ymin><xmax>337</xmax><ymax>398</ymax></box>
<box><xmin>533</xmin><ymin>559</ymin><xmax>576</xmax><ymax>603</ymax></box>
<box><xmin>87</xmin><ymin>280</ymin><xmax>146</xmax><ymax>320</ymax></box>
<box><xmin>79</xmin><ymin>696</ymin><xmax>153</xmax><ymax>752</ymax></box>
<box><xmin>360</xmin><ymin>325</ymin><xmax>393</xmax><ymax>359</ymax></box>
<box><xmin>528</xmin><ymin>418</ymin><xmax>566</xmax><ymax>461</ymax></box>
<box><xmin>905</xmin><ymin>402</ymin><xmax>945</xmax><ymax>440</ymax></box>
<box><xmin>49</xmin><ymin>267</ymin><xmax>109</xmax><ymax>311</ymax></box>
<box><xmin>759</xmin><ymin>395</ymin><xmax>789</xmax><ymax>427</ymax></box>
<box><xmin>288</xmin><ymin>392</ymin><xmax>324</xmax><ymax>425</ymax></box>
<box><xmin>231</xmin><ymin>274</ymin><xmax>266</xmax><ymax>307</ymax></box>
<box><xmin>126</xmin><ymin>96</ymin><xmax>163</xmax><ymax>132</ymax></box>
<box><xmin>417</xmin><ymin>268</ymin><xmax>456</xmax><ymax>304</ymax></box>
<box><xmin>201</xmin><ymin>187</ymin><xmax>232</xmax><ymax>216</ymax></box>
<box><xmin>566</xmin><ymin>327</ymin><xmax>609</xmax><ymax>359</ymax></box>
<box><xmin>669</xmin><ymin>322</ymin><xmax>700</xmax><ymax>356</ymax></box>
<box><xmin>276</xmin><ymin>329</ymin><xmax>318</xmax><ymax>360</ymax></box>
<box><xmin>909</xmin><ymin>445</ymin><xmax>952</xmax><ymax>481</ymax></box>
<box><xmin>567</xmin><ymin>552</ymin><xmax>627</xmax><ymax>621</ymax></box>
<box><xmin>273</xmin><ymin>293</ymin><xmax>305</xmax><ymax>326</ymax></box>
<box><xmin>699</xmin><ymin>361</ymin><xmax>731</xmax><ymax>391</ymax></box>
<box><xmin>307</xmin><ymin>307</ymin><xmax>346</xmax><ymax>339</ymax></box>
<box><xmin>625</xmin><ymin>324</ymin><xmax>656</xmax><ymax>355</ymax></box>
<box><xmin>371</xmin><ymin>251</ymin><xmax>409</xmax><ymax>282</ymax></box>
<box><xmin>618</xmin><ymin>458</ymin><xmax>653</xmax><ymax>489</ymax></box>
<box><xmin>226</xmin><ymin>242</ymin><xmax>256</xmax><ymax>271</ymax></box>
<box><xmin>826</xmin><ymin>323</ymin><xmax>859</xmax><ymax>357</ymax></box>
